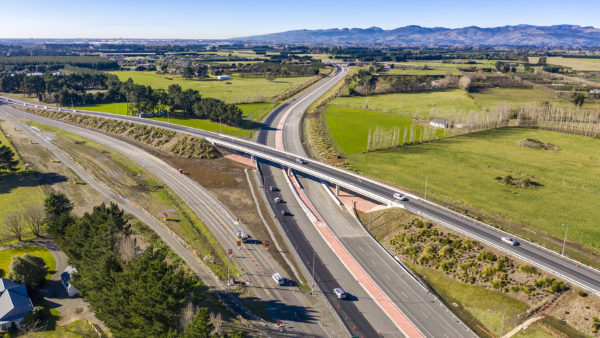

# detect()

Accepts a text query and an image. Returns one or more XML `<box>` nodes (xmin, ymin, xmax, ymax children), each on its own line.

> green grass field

<box><xmin>386</xmin><ymin>62</ymin><xmax>463</xmax><ymax>75</ymax></box>
<box><xmin>110</xmin><ymin>71</ymin><xmax>313</xmax><ymax>103</ymax></box>
<box><xmin>236</xmin><ymin>102</ymin><xmax>276</xmax><ymax>122</ymax></box>
<box><xmin>74</xmin><ymin>102</ymin><xmax>129</xmax><ymax>115</ymax></box>
<box><xmin>73</xmin><ymin>102</ymin><xmax>279</xmax><ymax>138</ymax></box>
<box><xmin>24</xmin><ymin>319</ymin><xmax>97</xmax><ymax>338</ymax></box>
<box><xmin>347</xmin><ymin>128</ymin><xmax>600</xmax><ymax>252</ymax></box>
<box><xmin>323</xmin><ymin>104</ymin><xmax>443</xmax><ymax>154</ymax></box>
<box><xmin>529</xmin><ymin>57</ymin><xmax>600</xmax><ymax>71</ymax></box>
<box><xmin>0</xmin><ymin>246</ymin><xmax>56</xmax><ymax>279</ymax></box>
<box><xmin>410</xmin><ymin>264</ymin><xmax>527</xmax><ymax>337</ymax></box>
<box><xmin>332</xmin><ymin>89</ymin><xmax>481</xmax><ymax>117</ymax></box>
<box><xmin>471</xmin><ymin>88</ymin><xmax>563</xmax><ymax>109</ymax></box>
<box><xmin>0</xmin><ymin>127</ymin><xmax>47</xmax><ymax>231</ymax></box>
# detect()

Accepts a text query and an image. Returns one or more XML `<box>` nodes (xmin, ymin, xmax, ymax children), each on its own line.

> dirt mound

<box><xmin>518</xmin><ymin>138</ymin><xmax>559</xmax><ymax>151</ymax></box>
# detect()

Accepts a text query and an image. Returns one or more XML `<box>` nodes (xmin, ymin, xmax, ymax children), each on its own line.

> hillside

<box><xmin>236</xmin><ymin>24</ymin><xmax>600</xmax><ymax>46</ymax></box>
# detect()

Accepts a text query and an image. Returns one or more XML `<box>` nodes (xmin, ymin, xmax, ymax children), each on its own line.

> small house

<box><xmin>217</xmin><ymin>75</ymin><xmax>231</xmax><ymax>80</ymax></box>
<box><xmin>0</xmin><ymin>279</ymin><xmax>33</xmax><ymax>331</ymax></box>
<box><xmin>61</xmin><ymin>266</ymin><xmax>79</xmax><ymax>298</ymax></box>
<box><xmin>430</xmin><ymin>119</ymin><xmax>449</xmax><ymax>129</ymax></box>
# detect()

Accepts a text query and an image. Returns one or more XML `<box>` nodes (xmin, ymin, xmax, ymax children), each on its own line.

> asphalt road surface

<box><xmin>2</xmin><ymin>66</ymin><xmax>599</xmax><ymax>321</ymax></box>
<box><xmin>1</xmin><ymin>106</ymin><xmax>341</xmax><ymax>338</ymax></box>
<box><xmin>258</xmin><ymin>65</ymin><xmax>475</xmax><ymax>337</ymax></box>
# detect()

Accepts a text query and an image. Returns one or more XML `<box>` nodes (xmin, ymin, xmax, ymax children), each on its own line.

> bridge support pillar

<box><xmin>287</xmin><ymin>167</ymin><xmax>292</xmax><ymax>176</ymax></box>
<box><xmin>335</xmin><ymin>184</ymin><xmax>340</xmax><ymax>196</ymax></box>
<box><xmin>250</xmin><ymin>154</ymin><xmax>256</xmax><ymax>163</ymax></box>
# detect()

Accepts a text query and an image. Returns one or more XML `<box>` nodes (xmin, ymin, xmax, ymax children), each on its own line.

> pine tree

<box><xmin>185</xmin><ymin>307</ymin><xmax>214</xmax><ymax>338</ymax></box>
<box><xmin>0</xmin><ymin>144</ymin><xmax>19</xmax><ymax>171</ymax></box>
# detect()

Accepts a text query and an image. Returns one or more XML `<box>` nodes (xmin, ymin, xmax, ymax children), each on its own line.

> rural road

<box><xmin>1</xmin><ymin>107</ymin><xmax>344</xmax><ymax>337</ymax></box>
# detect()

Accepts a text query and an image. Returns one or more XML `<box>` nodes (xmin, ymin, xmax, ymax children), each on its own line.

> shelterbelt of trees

<box><xmin>0</xmin><ymin>56</ymin><xmax>119</xmax><ymax>72</ymax></box>
<box><xmin>0</xmin><ymin>72</ymin><xmax>243</xmax><ymax>127</ymax></box>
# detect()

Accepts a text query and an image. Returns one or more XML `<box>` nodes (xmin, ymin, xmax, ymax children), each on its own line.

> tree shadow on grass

<box><xmin>0</xmin><ymin>171</ymin><xmax>67</xmax><ymax>195</ymax></box>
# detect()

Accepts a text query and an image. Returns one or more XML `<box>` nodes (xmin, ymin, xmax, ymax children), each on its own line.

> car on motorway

<box><xmin>269</xmin><ymin>185</ymin><xmax>277</xmax><ymax>192</ymax></box>
<box><xmin>333</xmin><ymin>287</ymin><xmax>347</xmax><ymax>299</ymax></box>
<box><xmin>501</xmin><ymin>236</ymin><xmax>519</xmax><ymax>246</ymax></box>
<box><xmin>393</xmin><ymin>192</ymin><xmax>408</xmax><ymax>201</ymax></box>
<box><xmin>272</xmin><ymin>272</ymin><xmax>285</xmax><ymax>285</ymax></box>
<box><xmin>281</xmin><ymin>209</ymin><xmax>292</xmax><ymax>216</ymax></box>
<box><xmin>295</xmin><ymin>158</ymin><xmax>305</xmax><ymax>165</ymax></box>
<box><xmin>274</xmin><ymin>197</ymin><xmax>282</xmax><ymax>203</ymax></box>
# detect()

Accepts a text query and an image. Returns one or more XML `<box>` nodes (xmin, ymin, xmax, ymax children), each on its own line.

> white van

<box><xmin>272</xmin><ymin>272</ymin><xmax>285</xmax><ymax>285</ymax></box>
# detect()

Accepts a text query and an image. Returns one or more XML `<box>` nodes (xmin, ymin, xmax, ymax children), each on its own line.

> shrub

<box><xmin>439</xmin><ymin>245</ymin><xmax>453</xmax><ymax>258</ymax></box>
<box><xmin>491</xmin><ymin>279</ymin><xmax>505</xmax><ymax>289</ymax></box>
<box><xmin>549</xmin><ymin>280</ymin><xmax>567</xmax><ymax>293</ymax></box>
<box><xmin>477</xmin><ymin>251</ymin><xmax>497</xmax><ymax>262</ymax></box>
<box><xmin>439</xmin><ymin>260</ymin><xmax>454</xmax><ymax>272</ymax></box>
<box><xmin>578</xmin><ymin>290</ymin><xmax>588</xmax><ymax>297</ymax></box>
<box><xmin>518</xmin><ymin>265</ymin><xmax>537</xmax><ymax>274</ymax></box>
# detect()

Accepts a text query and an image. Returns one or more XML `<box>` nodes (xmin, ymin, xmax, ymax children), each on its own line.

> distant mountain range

<box><xmin>235</xmin><ymin>25</ymin><xmax>600</xmax><ymax>47</ymax></box>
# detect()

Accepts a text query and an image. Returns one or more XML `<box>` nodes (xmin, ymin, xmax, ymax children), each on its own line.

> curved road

<box><xmin>1</xmin><ymin>106</ymin><xmax>337</xmax><ymax>337</ymax></box>
<box><xmin>1</xmin><ymin>66</ymin><xmax>598</xmax><ymax>322</ymax></box>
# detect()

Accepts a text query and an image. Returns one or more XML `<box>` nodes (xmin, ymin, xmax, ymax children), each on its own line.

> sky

<box><xmin>1</xmin><ymin>0</ymin><xmax>599</xmax><ymax>39</ymax></box>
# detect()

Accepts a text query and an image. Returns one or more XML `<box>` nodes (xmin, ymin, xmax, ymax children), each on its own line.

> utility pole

<box><xmin>488</xmin><ymin>308</ymin><xmax>506</xmax><ymax>338</ymax></box>
<box><xmin>561</xmin><ymin>223</ymin><xmax>569</xmax><ymax>256</ymax></box>
<box><xmin>219</xmin><ymin>116</ymin><xmax>222</xmax><ymax>134</ymax></box>
<box><xmin>311</xmin><ymin>250</ymin><xmax>316</xmax><ymax>294</ymax></box>
<box><xmin>227</xmin><ymin>248</ymin><xmax>232</xmax><ymax>286</ymax></box>
<box><xmin>368</xmin><ymin>212</ymin><xmax>371</xmax><ymax>232</ymax></box>
<box><xmin>424</xmin><ymin>175</ymin><xmax>428</xmax><ymax>200</ymax></box>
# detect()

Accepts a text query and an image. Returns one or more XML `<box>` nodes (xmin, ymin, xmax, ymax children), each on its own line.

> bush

<box><xmin>549</xmin><ymin>280</ymin><xmax>567</xmax><ymax>293</ymax></box>
<box><xmin>578</xmin><ymin>290</ymin><xmax>588</xmax><ymax>297</ymax></box>
<box><xmin>477</xmin><ymin>251</ymin><xmax>497</xmax><ymax>262</ymax></box>
<box><xmin>518</xmin><ymin>265</ymin><xmax>537</xmax><ymax>275</ymax></box>
<box><xmin>491</xmin><ymin>279</ymin><xmax>505</xmax><ymax>289</ymax></box>
<box><xmin>438</xmin><ymin>245</ymin><xmax>453</xmax><ymax>258</ymax></box>
<box><xmin>7</xmin><ymin>254</ymin><xmax>47</xmax><ymax>287</ymax></box>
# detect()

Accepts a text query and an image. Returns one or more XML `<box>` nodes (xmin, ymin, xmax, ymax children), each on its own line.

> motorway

<box><xmin>0</xmin><ymin>106</ymin><xmax>345</xmax><ymax>338</ymax></box>
<box><xmin>2</xmin><ymin>64</ymin><xmax>599</xmax><ymax>328</ymax></box>
<box><xmin>258</xmin><ymin>65</ymin><xmax>474</xmax><ymax>337</ymax></box>
<box><xmin>256</xmin><ymin>66</ymin><xmax>386</xmax><ymax>337</ymax></box>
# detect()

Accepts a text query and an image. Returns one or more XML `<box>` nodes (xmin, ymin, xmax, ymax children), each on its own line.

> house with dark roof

<box><xmin>0</xmin><ymin>278</ymin><xmax>34</xmax><ymax>331</ymax></box>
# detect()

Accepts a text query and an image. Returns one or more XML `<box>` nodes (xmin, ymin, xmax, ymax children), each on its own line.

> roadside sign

<box><xmin>236</xmin><ymin>240</ymin><xmax>241</xmax><ymax>249</ymax></box>
<box><xmin>227</xmin><ymin>248</ymin><xmax>233</xmax><ymax>256</ymax></box>
<box><xmin>265</xmin><ymin>241</ymin><xmax>270</xmax><ymax>250</ymax></box>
